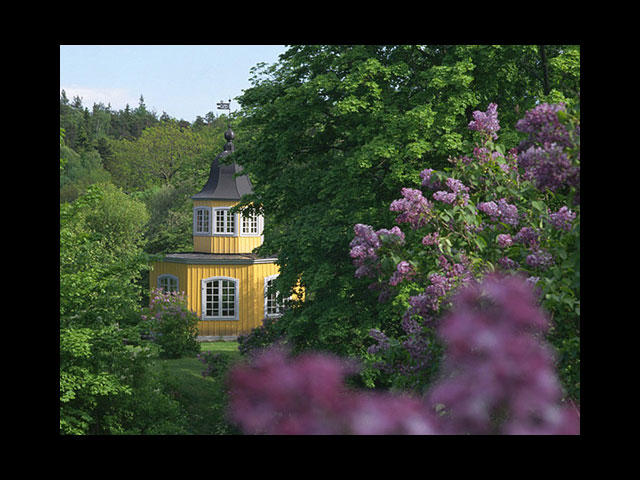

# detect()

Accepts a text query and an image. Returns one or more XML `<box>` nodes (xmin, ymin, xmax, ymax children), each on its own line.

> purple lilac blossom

<box><xmin>498</xmin><ymin>257</ymin><xmax>519</xmax><ymax>271</ymax></box>
<box><xmin>468</xmin><ymin>103</ymin><xmax>500</xmax><ymax>140</ymax></box>
<box><xmin>228</xmin><ymin>276</ymin><xmax>579</xmax><ymax>435</ymax></box>
<box><xmin>421</xmin><ymin>232</ymin><xmax>439</xmax><ymax>246</ymax></box>
<box><xmin>515</xmin><ymin>103</ymin><xmax>570</xmax><ymax>149</ymax></box>
<box><xmin>389</xmin><ymin>188</ymin><xmax>433</xmax><ymax>229</ymax></box>
<box><xmin>427</xmin><ymin>274</ymin><xmax>579</xmax><ymax>435</ymax></box>
<box><xmin>478</xmin><ymin>199</ymin><xmax>519</xmax><ymax>227</ymax></box>
<box><xmin>514</xmin><ymin>227</ymin><xmax>540</xmax><ymax>249</ymax></box>
<box><xmin>549</xmin><ymin>206</ymin><xmax>576</xmax><ymax>231</ymax></box>
<box><xmin>433</xmin><ymin>191</ymin><xmax>456</xmax><ymax>204</ymax></box>
<box><xmin>518</xmin><ymin>143</ymin><xmax>577</xmax><ymax>192</ymax></box>
<box><xmin>389</xmin><ymin>261</ymin><xmax>414</xmax><ymax>286</ymax></box>
<box><xmin>228</xmin><ymin>347</ymin><xmax>438</xmax><ymax>435</ymax></box>
<box><xmin>350</xmin><ymin>224</ymin><xmax>382</xmax><ymax>278</ymax></box>
<box><xmin>420</xmin><ymin>168</ymin><xmax>442</xmax><ymax>190</ymax></box>
<box><xmin>496</xmin><ymin>234</ymin><xmax>513</xmax><ymax>248</ymax></box>
<box><xmin>525</xmin><ymin>250</ymin><xmax>554</xmax><ymax>270</ymax></box>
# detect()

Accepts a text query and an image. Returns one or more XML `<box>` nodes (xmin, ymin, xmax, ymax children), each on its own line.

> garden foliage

<box><xmin>142</xmin><ymin>288</ymin><xmax>201</xmax><ymax>359</ymax></box>
<box><xmin>60</xmin><ymin>184</ymin><xmax>187</xmax><ymax>434</ymax></box>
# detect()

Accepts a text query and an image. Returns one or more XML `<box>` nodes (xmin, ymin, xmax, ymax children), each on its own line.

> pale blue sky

<box><xmin>60</xmin><ymin>45</ymin><xmax>288</xmax><ymax>122</ymax></box>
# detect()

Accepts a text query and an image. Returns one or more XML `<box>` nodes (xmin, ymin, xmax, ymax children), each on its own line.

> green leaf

<box><xmin>531</xmin><ymin>200</ymin><xmax>546</xmax><ymax>213</ymax></box>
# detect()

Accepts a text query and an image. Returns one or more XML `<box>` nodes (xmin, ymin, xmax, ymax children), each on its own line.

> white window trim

<box><xmin>212</xmin><ymin>207</ymin><xmax>238</xmax><ymax>237</ymax></box>
<box><xmin>239</xmin><ymin>212</ymin><xmax>263</xmax><ymax>237</ymax></box>
<box><xmin>193</xmin><ymin>207</ymin><xmax>211</xmax><ymax>236</ymax></box>
<box><xmin>201</xmin><ymin>276</ymin><xmax>239</xmax><ymax>321</ymax></box>
<box><xmin>264</xmin><ymin>274</ymin><xmax>284</xmax><ymax>318</ymax></box>
<box><xmin>158</xmin><ymin>274</ymin><xmax>179</xmax><ymax>292</ymax></box>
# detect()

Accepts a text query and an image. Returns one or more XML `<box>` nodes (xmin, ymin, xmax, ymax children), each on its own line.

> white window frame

<box><xmin>201</xmin><ymin>276</ymin><xmax>239</xmax><ymax>320</ymax></box>
<box><xmin>158</xmin><ymin>274</ymin><xmax>179</xmax><ymax>293</ymax></box>
<box><xmin>264</xmin><ymin>274</ymin><xmax>284</xmax><ymax>318</ymax></box>
<box><xmin>240</xmin><ymin>212</ymin><xmax>263</xmax><ymax>237</ymax></box>
<box><xmin>193</xmin><ymin>207</ymin><xmax>211</xmax><ymax>236</ymax></box>
<box><xmin>212</xmin><ymin>207</ymin><xmax>237</xmax><ymax>236</ymax></box>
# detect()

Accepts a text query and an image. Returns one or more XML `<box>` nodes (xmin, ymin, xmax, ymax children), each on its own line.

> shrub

<box><xmin>237</xmin><ymin>316</ymin><xmax>285</xmax><ymax>358</ymax></box>
<box><xmin>350</xmin><ymin>102</ymin><xmax>580</xmax><ymax>399</ymax></box>
<box><xmin>142</xmin><ymin>289</ymin><xmax>200</xmax><ymax>359</ymax></box>
<box><xmin>197</xmin><ymin>351</ymin><xmax>231</xmax><ymax>379</ymax></box>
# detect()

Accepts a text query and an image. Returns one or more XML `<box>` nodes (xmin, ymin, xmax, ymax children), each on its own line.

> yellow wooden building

<box><xmin>149</xmin><ymin>127</ymin><xmax>280</xmax><ymax>340</ymax></box>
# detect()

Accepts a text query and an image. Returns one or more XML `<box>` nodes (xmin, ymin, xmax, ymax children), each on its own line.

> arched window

<box><xmin>264</xmin><ymin>274</ymin><xmax>283</xmax><ymax>318</ymax></box>
<box><xmin>158</xmin><ymin>274</ymin><xmax>179</xmax><ymax>293</ymax></box>
<box><xmin>202</xmin><ymin>276</ymin><xmax>239</xmax><ymax>320</ymax></box>
<box><xmin>194</xmin><ymin>207</ymin><xmax>211</xmax><ymax>235</ymax></box>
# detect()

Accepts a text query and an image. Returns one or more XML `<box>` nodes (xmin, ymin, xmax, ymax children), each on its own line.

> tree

<box><xmin>107</xmin><ymin>121</ymin><xmax>209</xmax><ymax>191</ymax></box>
<box><xmin>232</xmin><ymin>45</ymin><xmax>580</xmax><ymax>358</ymax></box>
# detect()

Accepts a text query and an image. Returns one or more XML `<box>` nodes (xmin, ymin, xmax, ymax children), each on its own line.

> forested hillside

<box><xmin>60</xmin><ymin>91</ymin><xmax>233</xmax><ymax>254</ymax></box>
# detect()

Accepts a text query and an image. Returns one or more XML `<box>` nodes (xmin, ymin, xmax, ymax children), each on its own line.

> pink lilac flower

<box><xmin>468</xmin><ymin>103</ymin><xmax>500</xmax><ymax>140</ymax></box>
<box><xmin>390</xmin><ymin>188</ymin><xmax>433</xmax><ymax>229</ymax></box>
<box><xmin>514</xmin><ymin>227</ymin><xmax>540</xmax><ymax>249</ymax></box>
<box><xmin>478</xmin><ymin>201</ymin><xmax>499</xmax><ymax>217</ymax></box>
<box><xmin>421</xmin><ymin>232</ymin><xmax>439</xmax><ymax>246</ymax></box>
<box><xmin>389</xmin><ymin>261</ymin><xmax>414</xmax><ymax>286</ymax></box>
<box><xmin>368</xmin><ymin>329</ymin><xmax>390</xmax><ymax>354</ymax></box>
<box><xmin>496</xmin><ymin>198</ymin><xmax>519</xmax><ymax>227</ymax></box>
<box><xmin>228</xmin><ymin>276</ymin><xmax>579</xmax><ymax>435</ymax></box>
<box><xmin>498</xmin><ymin>257</ymin><xmax>519</xmax><ymax>271</ymax></box>
<box><xmin>227</xmin><ymin>347</ymin><xmax>438</xmax><ymax>435</ymax></box>
<box><xmin>433</xmin><ymin>191</ymin><xmax>456</xmax><ymax>204</ymax></box>
<box><xmin>376</xmin><ymin>226</ymin><xmax>405</xmax><ymax>244</ymax></box>
<box><xmin>350</xmin><ymin>224</ymin><xmax>382</xmax><ymax>278</ymax></box>
<box><xmin>497</xmin><ymin>234</ymin><xmax>513</xmax><ymax>248</ymax></box>
<box><xmin>478</xmin><ymin>199</ymin><xmax>519</xmax><ymax>227</ymax></box>
<box><xmin>518</xmin><ymin>143</ymin><xmax>577</xmax><ymax>192</ymax></box>
<box><xmin>515</xmin><ymin>102</ymin><xmax>570</xmax><ymax>149</ymax></box>
<box><xmin>427</xmin><ymin>274</ymin><xmax>579</xmax><ymax>435</ymax></box>
<box><xmin>420</xmin><ymin>168</ymin><xmax>442</xmax><ymax>190</ymax></box>
<box><xmin>525</xmin><ymin>250</ymin><xmax>554</xmax><ymax>270</ymax></box>
<box><xmin>549</xmin><ymin>206</ymin><xmax>576</xmax><ymax>232</ymax></box>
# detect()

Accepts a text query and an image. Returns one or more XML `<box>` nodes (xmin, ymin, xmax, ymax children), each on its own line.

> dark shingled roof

<box><xmin>191</xmin><ymin>127</ymin><xmax>253</xmax><ymax>201</ymax></box>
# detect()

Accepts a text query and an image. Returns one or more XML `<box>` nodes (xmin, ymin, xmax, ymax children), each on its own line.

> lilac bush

<box><xmin>349</xmin><ymin>102</ymin><xmax>580</xmax><ymax>399</ymax></box>
<box><xmin>141</xmin><ymin>288</ymin><xmax>200</xmax><ymax>358</ymax></box>
<box><xmin>227</xmin><ymin>275</ymin><xmax>579</xmax><ymax>435</ymax></box>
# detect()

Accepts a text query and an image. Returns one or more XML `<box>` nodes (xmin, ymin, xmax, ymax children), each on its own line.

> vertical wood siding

<box><xmin>150</xmin><ymin>261</ymin><xmax>280</xmax><ymax>337</ymax></box>
<box><xmin>192</xmin><ymin>199</ymin><xmax>262</xmax><ymax>254</ymax></box>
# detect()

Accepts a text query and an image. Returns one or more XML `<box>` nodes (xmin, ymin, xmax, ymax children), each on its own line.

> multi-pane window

<box><xmin>202</xmin><ymin>277</ymin><xmax>238</xmax><ymax>319</ymax></box>
<box><xmin>214</xmin><ymin>208</ymin><xmax>235</xmax><ymax>235</ymax></box>
<box><xmin>242</xmin><ymin>212</ymin><xmax>259</xmax><ymax>235</ymax></box>
<box><xmin>264</xmin><ymin>276</ymin><xmax>283</xmax><ymax>317</ymax></box>
<box><xmin>194</xmin><ymin>207</ymin><xmax>210</xmax><ymax>234</ymax></box>
<box><xmin>158</xmin><ymin>274</ymin><xmax>179</xmax><ymax>293</ymax></box>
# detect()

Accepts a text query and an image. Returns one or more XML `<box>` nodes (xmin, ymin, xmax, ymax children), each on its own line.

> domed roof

<box><xmin>191</xmin><ymin>127</ymin><xmax>253</xmax><ymax>201</ymax></box>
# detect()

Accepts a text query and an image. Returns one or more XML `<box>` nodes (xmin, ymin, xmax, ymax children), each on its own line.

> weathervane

<box><xmin>217</xmin><ymin>99</ymin><xmax>232</xmax><ymax>128</ymax></box>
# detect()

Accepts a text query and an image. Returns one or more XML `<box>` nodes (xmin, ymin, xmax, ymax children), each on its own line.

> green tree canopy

<box><xmin>233</xmin><ymin>45</ymin><xmax>580</xmax><ymax>357</ymax></box>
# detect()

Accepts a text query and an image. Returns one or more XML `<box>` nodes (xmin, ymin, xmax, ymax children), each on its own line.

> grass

<box><xmin>149</xmin><ymin>341</ymin><xmax>243</xmax><ymax>435</ymax></box>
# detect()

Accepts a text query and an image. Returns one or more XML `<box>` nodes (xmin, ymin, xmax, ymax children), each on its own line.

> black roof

<box><xmin>191</xmin><ymin>127</ymin><xmax>253</xmax><ymax>201</ymax></box>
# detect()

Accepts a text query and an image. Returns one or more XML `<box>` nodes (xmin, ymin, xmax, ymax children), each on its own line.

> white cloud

<box><xmin>60</xmin><ymin>86</ymin><xmax>138</xmax><ymax>110</ymax></box>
